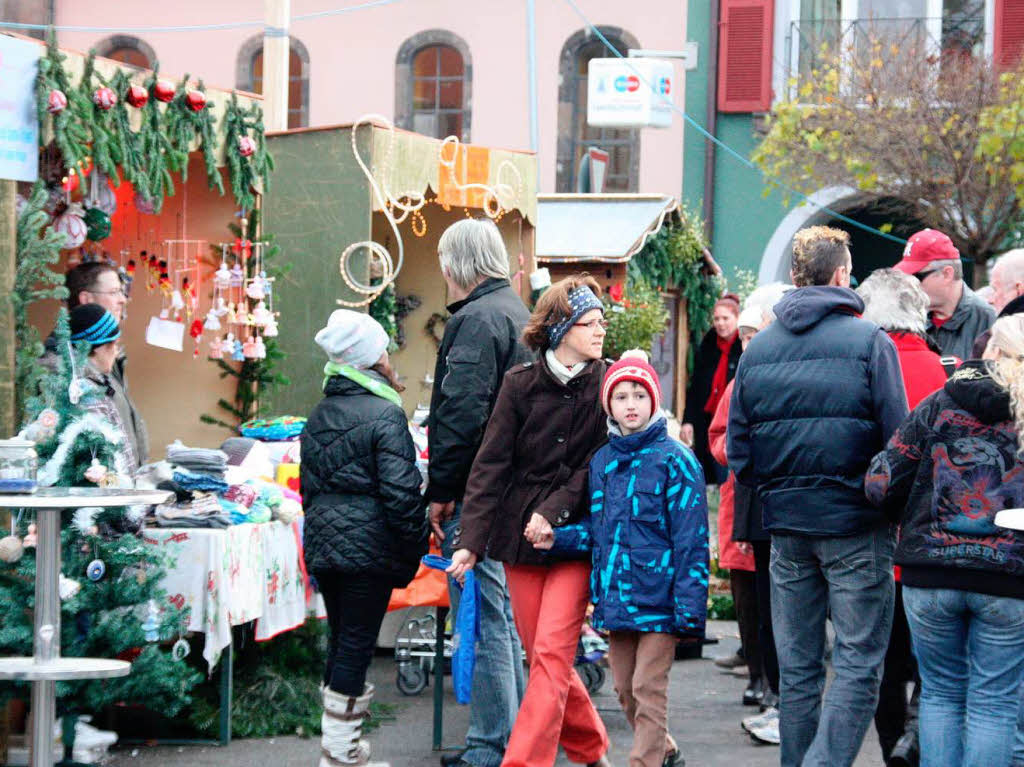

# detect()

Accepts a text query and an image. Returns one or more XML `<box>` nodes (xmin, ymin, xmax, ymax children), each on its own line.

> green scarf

<box><xmin>323</xmin><ymin>361</ymin><xmax>403</xmax><ymax>407</ymax></box>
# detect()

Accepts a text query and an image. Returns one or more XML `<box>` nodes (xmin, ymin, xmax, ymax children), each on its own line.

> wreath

<box><xmin>425</xmin><ymin>312</ymin><xmax>449</xmax><ymax>348</ymax></box>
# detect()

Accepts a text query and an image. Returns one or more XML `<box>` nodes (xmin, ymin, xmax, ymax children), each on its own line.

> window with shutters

<box><xmin>995</xmin><ymin>0</ymin><xmax>1024</xmax><ymax>70</ymax></box>
<box><xmin>237</xmin><ymin>36</ymin><xmax>311</xmax><ymax>129</ymax></box>
<box><xmin>556</xmin><ymin>27</ymin><xmax>641</xmax><ymax>192</ymax></box>
<box><xmin>719</xmin><ymin>0</ymin><xmax>775</xmax><ymax>112</ymax></box>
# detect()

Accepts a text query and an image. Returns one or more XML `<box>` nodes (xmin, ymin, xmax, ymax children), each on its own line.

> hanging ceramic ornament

<box><xmin>68</xmin><ymin>377</ymin><xmax>85</xmax><ymax>405</ymax></box>
<box><xmin>83</xmin><ymin>207</ymin><xmax>111</xmax><ymax>242</ymax></box>
<box><xmin>59</xmin><ymin>574</ymin><xmax>82</xmax><ymax>602</ymax></box>
<box><xmin>47</xmin><ymin>89</ymin><xmax>67</xmax><ymax>113</ymax></box>
<box><xmin>213</xmin><ymin>297</ymin><xmax>229</xmax><ymax>316</ymax></box>
<box><xmin>172</xmin><ymin>637</ymin><xmax>190</xmax><ymax>661</ymax></box>
<box><xmin>204</xmin><ymin>309</ymin><xmax>222</xmax><ymax>332</ymax></box>
<box><xmin>253</xmin><ymin>337</ymin><xmax>267</xmax><ymax>359</ymax></box>
<box><xmin>214</xmin><ymin>262</ymin><xmax>231</xmax><ymax>289</ymax></box>
<box><xmin>251</xmin><ymin>301</ymin><xmax>272</xmax><ymax>327</ymax></box>
<box><xmin>229</xmin><ymin>264</ymin><xmax>244</xmax><ymax>288</ymax></box>
<box><xmin>262</xmin><ymin>315</ymin><xmax>279</xmax><ymax>338</ymax></box>
<box><xmin>84</xmin><ymin>458</ymin><xmax>108</xmax><ymax>485</ymax></box>
<box><xmin>0</xmin><ymin>535</ymin><xmax>24</xmax><ymax>564</ymax></box>
<box><xmin>86</xmin><ymin>559</ymin><xmax>106</xmax><ymax>582</ymax></box>
<box><xmin>231</xmin><ymin>338</ymin><xmax>245</xmax><ymax>362</ymax></box>
<box><xmin>242</xmin><ymin>336</ymin><xmax>257</xmax><ymax>359</ymax></box>
<box><xmin>54</xmin><ymin>204</ymin><xmax>87</xmax><ymax>249</ymax></box>
<box><xmin>141</xmin><ymin>600</ymin><xmax>160</xmax><ymax>641</ymax></box>
<box><xmin>22</xmin><ymin>407</ymin><xmax>59</xmax><ymax>443</ymax></box>
<box><xmin>92</xmin><ymin>87</ymin><xmax>117</xmax><ymax>110</ymax></box>
<box><xmin>208</xmin><ymin>336</ymin><xmax>225</xmax><ymax>359</ymax></box>
<box><xmin>154</xmin><ymin>80</ymin><xmax>176</xmax><ymax>103</ymax></box>
<box><xmin>225</xmin><ymin>302</ymin><xmax>237</xmax><ymax>325</ymax></box>
<box><xmin>23</xmin><ymin>523</ymin><xmax>37</xmax><ymax>548</ymax></box>
<box><xmin>185</xmin><ymin>90</ymin><xmax>207</xmax><ymax>112</ymax></box>
<box><xmin>125</xmin><ymin>84</ymin><xmax>149</xmax><ymax>108</ymax></box>
<box><xmin>245</xmin><ymin>275</ymin><xmax>265</xmax><ymax>300</ymax></box>
<box><xmin>237</xmin><ymin>136</ymin><xmax>256</xmax><ymax>157</ymax></box>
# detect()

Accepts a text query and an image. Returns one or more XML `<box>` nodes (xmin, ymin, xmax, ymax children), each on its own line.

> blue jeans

<box><xmin>903</xmin><ymin>585</ymin><xmax>1024</xmax><ymax>767</ymax></box>
<box><xmin>770</xmin><ymin>525</ymin><xmax>895</xmax><ymax>767</ymax></box>
<box><xmin>442</xmin><ymin>510</ymin><xmax>525</xmax><ymax>767</ymax></box>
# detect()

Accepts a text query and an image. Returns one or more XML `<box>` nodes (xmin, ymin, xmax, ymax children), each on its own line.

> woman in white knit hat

<box><xmin>302</xmin><ymin>309</ymin><xmax>429</xmax><ymax>767</ymax></box>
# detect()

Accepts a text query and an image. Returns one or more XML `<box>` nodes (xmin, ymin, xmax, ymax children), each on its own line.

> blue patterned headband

<box><xmin>547</xmin><ymin>285</ymin><xmax>603</xmax><ymax>349</ymax></box>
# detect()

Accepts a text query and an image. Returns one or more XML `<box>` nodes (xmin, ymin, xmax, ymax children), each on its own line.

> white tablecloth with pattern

<box><xmin>143</xmin><ymin>521</ymin><xmax>314</xmax><ymax>670</ymax></box>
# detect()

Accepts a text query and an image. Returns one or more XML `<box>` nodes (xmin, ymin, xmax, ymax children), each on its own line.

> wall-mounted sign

<box><xmin>0</xmin><ymin>35</ymin><xmax>40</xmax><ymax>182</ymax></box>
<box><xmin>587</xmin><ymin>58</ymin><xmax>674</xmax><ymax>129</ymax></box>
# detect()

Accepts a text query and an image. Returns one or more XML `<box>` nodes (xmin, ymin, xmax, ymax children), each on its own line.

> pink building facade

<box><xmin>53</xmin><ymin>0</ymin><xmax>688</xmax><ymax>196</ymax></box>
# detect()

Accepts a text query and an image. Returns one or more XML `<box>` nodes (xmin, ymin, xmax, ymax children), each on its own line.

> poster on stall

<box><xmin>0</xmin><ymin>35</ymin><xmax>40</xmax><ymax>182</ymax></box>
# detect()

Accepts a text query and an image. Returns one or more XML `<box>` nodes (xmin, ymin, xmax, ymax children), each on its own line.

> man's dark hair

<box><xmin>790</xmin><ymin>226</ymin><xmax>852</xmax><ymax>287</ymax></box>
<box><xmin>66</xmin><ymin>262</ymin><xmax>120</xmax><ymax>310</ymax></box>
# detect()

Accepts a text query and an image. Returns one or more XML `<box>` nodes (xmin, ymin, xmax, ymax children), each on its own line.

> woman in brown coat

<box><xmin>447</xmin><ymin>275</ymin><xmax>611</xmax><ymax>767</ymax></box>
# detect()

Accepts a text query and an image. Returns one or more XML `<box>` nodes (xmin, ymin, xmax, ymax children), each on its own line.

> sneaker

<box><xmin>742</xmin><ymin>706</ymin><xmax>778</xmax><ymax>733</ymax></box>
<box><xmin>713</xmin><ymin>652</ymin><xmax>745</xmax><ymax>670</ymax></box>
<box><xmin>749</xmin><ymin>710</ymin><xmax>780</xmax><ymax>745</ymax></box>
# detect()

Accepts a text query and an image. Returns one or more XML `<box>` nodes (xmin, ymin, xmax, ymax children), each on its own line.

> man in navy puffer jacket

<box><xmin>727</xmin><ymin>226</ymin><xmax>908</xmax><ymax>767</ymax></box>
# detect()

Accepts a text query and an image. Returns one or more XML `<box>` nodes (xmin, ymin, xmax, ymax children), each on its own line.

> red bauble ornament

<box><xmin>185</xmin><ymin>90</ymin><xmax>207</xmax><ymax>112</ymax></box>
<box><xmin>126</xmin><ymin>85</ymin><xmax>149</xmax><ymax>108</ymax></box>
<box><xmin>237</xmin><ymin>136</ymin><xmax>256</xmax><ymax>158</ymax></box>
<box><xmin>47</xmin><ymin>89</ymin><xmax>67</xmax><ymax>114</ymax></box>
<box><xmin>154</xmin><ymin>80</ymin><xmax>176</xmax><ymax>103</ymax></box>
<box><xmin>61</xmin><ymin>172</ymin><xmax>80</xmax><ymax>193</ymax></box>
<box><xmin>92</xmin><ymin>87</ymin><xmax>117</xmax><ymax>111</ymax></box>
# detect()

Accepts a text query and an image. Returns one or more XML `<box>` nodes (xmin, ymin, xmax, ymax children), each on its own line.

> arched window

<box><xmin>396</xmin><ymin>31</ymin><xmax>472</xmax><ymax>141</ymax></box>
<box><xmin>237</xmin><ymin>36</ymin><xmax>310</xmax><ymax>129</ymax></box>
<box><xmin>557</xmin><ymin>28</ymin><xmax>640</xmax><ymax>192</ymax></box>
<box><xmin>94</xmin><ymin>35</ymin><xmax>156</xmax><ymax>70</ymax></box>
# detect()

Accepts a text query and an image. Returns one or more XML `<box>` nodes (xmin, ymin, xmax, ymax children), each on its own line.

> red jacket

<box><xmin>709</xmin><ymin>379</ymin><xmax>755</xmax><ymax>572</ymax></box>
<box><xmin>889</xmin><ymin>332</ymin><xmax>952</xmax><ymax>409</ymax></box>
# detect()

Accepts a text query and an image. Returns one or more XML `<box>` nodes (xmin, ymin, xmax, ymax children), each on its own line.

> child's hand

<box><xmin>532</xmin><ymin>531</ymin><xmax>554</xmax><ymax>550</ymax></box>
<box><xmin>523</xmin><ymin>512</ymin><xmax>553</xmax><ymax>544</ymax></box>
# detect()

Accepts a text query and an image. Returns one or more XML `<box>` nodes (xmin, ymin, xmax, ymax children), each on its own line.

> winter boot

<box><xmin>319</xmin><ymin>683</ymin><xmax>389</xmax><ymax>767</ymax></box>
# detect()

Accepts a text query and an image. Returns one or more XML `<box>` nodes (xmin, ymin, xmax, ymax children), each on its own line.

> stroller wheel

<box><xmin>576</xmin><ymin>662</ymin><xmax>605</xmax><ymax>695</ymax></box>
<box><xmin>397</xmin><ymin>662</ymin><xmax>428</xmax><ymax>696</ymax></box>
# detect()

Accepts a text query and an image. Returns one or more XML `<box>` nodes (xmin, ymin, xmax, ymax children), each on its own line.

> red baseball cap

<box><xmin>894</xmin><ymin>229</ymin><xmax>960</xmax><ymax>275</ymax></box>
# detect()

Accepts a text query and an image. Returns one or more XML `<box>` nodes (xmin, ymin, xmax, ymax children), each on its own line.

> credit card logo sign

<box><xmin>658</xmin><ymin>77</ymin><xmax>671</xmax><ymax>95</ymax></box>
<box><xmin>613</xmin><ymin>75</ymin><xmax>641</xmax><ymax>93</ymax></box>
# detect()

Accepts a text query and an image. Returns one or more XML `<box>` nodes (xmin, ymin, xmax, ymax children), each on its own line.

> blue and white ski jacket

<box><xmin>552</xmin><ymin>414</ymin><xmax>710</xmax><ymax>636</ymax></box>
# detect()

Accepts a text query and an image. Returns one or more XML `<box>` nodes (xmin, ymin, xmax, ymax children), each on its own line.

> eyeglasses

<box><xmin>572</xmin><ymin>319</ymin><xmax>609</xmax><ymax>331</ymax></box>
<box><xmin>913</xmin><ymin>269</ymin><xmax>937</xmax><ymax>282</ymax></box>
<box><xmin>88</xmin><ymin>288</ymin><xmax>128</xmax><ymax>298</ymax></box>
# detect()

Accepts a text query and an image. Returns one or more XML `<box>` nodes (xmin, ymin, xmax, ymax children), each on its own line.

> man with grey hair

<box><xmin>972</xmin><ymin>248</ymin><xmax>1024</xmax><ymax>358</ymax></box>
<box><xmin>426</xmin><ymin>218</ymin><xmax>529</xmax><ymax>767</ymax></box>
<box><xmin>893</xmin><ymin>229</ymin><xmax>994</xmax><ymax>361</ymax></box>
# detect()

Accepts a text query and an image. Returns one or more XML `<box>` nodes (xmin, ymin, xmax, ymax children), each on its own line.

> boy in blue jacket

<box><xmin>533</xmin><ymin>350</ymin><xmax>709</xmax><ymax>767</ymax></box>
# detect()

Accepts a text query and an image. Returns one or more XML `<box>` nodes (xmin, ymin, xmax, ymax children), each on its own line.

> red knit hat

<box><xmin>601</xmin><ymin>350</ymin><xmax>662</xmax><ymax>416</ymax></box>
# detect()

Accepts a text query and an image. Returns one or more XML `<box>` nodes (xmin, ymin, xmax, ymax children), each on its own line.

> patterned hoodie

<box><xmin>865</xmin><ymin>360</ymin><xmax>1024</xmax><ymax>598</ymax></box>
<box><xmin>551</xmin><ymin>413</ymin><xmax>710</xmax><ymax>635</ymax></box>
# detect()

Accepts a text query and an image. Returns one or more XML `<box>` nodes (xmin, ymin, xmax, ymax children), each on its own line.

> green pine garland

<box><xmin>106</xmin><ymin>69</ymin><xmax>148</xmax><ymax>200</ymax></box>
<box><xmin>35</xmin><ymin>33</ymin><xmax>91</xmax><ymax>180</ymax></box>
<box><xmin>78</xmin><ymin>52</ymin><xmax>122</xmax><ymax>183</ymax></box>
<box><xmin>137</xmin><ymin>65</ymin><xmax>183</xmax><ymax>211</ymax></box>
<box><xmin>13</xmin><ymin>184</ymin><xmax>68</xmax><ymax>423</ymax></box>
<box><xmin>164</xmin><ymin>76</ymin><xmax>224</xmax><ymax>195</ymax></box>
<box><xmin>223</xmin><ymin>92</ymin><xmax>274</xmax><ymax>212</ymax></box>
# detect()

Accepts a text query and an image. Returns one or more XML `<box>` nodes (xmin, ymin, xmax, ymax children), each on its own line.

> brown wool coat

<box><xmin>453</xmin><ymin>357</ymin><xmax>609</xmax><ymax>566</ymax></box>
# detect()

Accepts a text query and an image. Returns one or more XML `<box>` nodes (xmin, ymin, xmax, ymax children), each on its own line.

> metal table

<box><xmin>0</xmin><ymin>487</ymin><xmax>172</xmax><ymax>767</ymax></box>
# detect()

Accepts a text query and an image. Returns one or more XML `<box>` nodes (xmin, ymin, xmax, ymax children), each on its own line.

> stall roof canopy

<box><xmin>536</xmin><ymin>194</ymin><xmax>679</xmax><ymax>263</ymax></box>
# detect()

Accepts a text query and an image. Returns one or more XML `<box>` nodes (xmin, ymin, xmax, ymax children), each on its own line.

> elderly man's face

<box><xmin>990</xmin><ymin>266</ymin><xmax>1024</xmax><ymax>313</ymax></box>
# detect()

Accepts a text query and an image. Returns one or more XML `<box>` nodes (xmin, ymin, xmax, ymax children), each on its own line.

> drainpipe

<box><xmin>703</xmin><ymin>0</ymin><xmax>720</xmax><ymax>243</ymax></box>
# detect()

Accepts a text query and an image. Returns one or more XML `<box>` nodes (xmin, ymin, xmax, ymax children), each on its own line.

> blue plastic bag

<box><xmin>422</xmin><ymin>554</ymin><xmax>479</xmax><ymax>704</ymax></box>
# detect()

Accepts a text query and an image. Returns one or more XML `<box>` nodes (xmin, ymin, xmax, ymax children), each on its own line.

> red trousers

<box><xmin>502</xmin><ymin>561</ymin><xmax>609</xmax><ymax>767</ymax></box>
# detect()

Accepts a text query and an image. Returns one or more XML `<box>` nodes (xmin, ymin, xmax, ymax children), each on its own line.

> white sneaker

<box><xmin>742</xmin><ymin>706</ymin><xmax>778</xmax><ymax>733</ymax></box>
<box><xmin>749</xmin><ymin>710</ymin><xmax>780</xmax><ymax>745</ymax></box>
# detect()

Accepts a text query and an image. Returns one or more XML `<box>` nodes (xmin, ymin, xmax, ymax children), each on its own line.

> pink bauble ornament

<box><xmin>47</xmin><ymin>89</ymin><xmax>67</xmax><ymax>114</ymax></box>
<box><xmin>134</xmin><ymin>192</ymin><xmax>156</xmax><ymax>215</ymax></box>
<box><xmin>54</xmin><ymin>204</ymin><xmax>87</xmax><ymax>249</ymax></box>
<box><xmin>185</xmin><ymin>90</ymin><xmax>207</xmax><ymax>112</ymax></box>
<box><xmin>237</xmin><ymin>136</ymin><xmax>256</xmax><ymax>158</ymax></box>
<box><xmin>126</xmin><ymin>85</ymin><xmax>149</xmax><ymax>109</ymax></box>
<box><xmin>92</xmin><ymin>87</ymin><xmax>117</xmax><ymax>110</ymax></box>
<box><xmin>154</xmin><ymin>79</ymin><xmax>176</xmax><ymax>103</ymax></box>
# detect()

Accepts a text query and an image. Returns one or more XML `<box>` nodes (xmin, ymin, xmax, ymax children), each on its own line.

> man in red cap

<box><xmin>893</xmin><ymin>229</ymin><xmax>994</xmax><ymax>361</ymax></box>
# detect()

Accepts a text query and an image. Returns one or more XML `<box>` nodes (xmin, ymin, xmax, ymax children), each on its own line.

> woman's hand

<box><xmin>532</xmin><ymin>530</ymin><xmax>554</xmax><ymax>550</ymax></box>
<box><xmin>446</xmin><ymin>548</ymin><xmax>477</xmax><ymax>584</ymax></box>
<box><xmin>681</xmin><ymin>423</ymin><xmax>694</xmax><ymax>446</ymax></box>
<box><xmin>523</xmin><ymin>513</ymin><xmax>553</xmax><ymax>545</ymax></box>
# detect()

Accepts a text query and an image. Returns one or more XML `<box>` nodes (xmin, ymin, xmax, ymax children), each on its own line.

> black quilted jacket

<box><xmin>301</xmin><ymin>374</ymin><xmax>428</xmax><ymax>586</ymax></box>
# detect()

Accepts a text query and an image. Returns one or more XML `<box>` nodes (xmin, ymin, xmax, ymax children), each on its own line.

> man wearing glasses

<box><xmin>42</xmin><ymin>262</ymin><xmax>148</xmax><ymax>465</ymax></box>
<box><xmin>893</xmin><ymin>229</ymin><xmax>994</xmax><ymax>362</ymax></box>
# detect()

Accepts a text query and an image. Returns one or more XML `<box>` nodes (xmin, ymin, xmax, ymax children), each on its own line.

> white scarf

<box><xmin>544</xmin><ymin>349</ymin><xmax>588</xmax><ymax>385</ymax></box>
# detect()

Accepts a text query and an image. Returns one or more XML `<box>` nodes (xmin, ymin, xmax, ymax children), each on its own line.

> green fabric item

<box><xmin>322</xmin><ymin>361</ymin><xmax>403</xmax><ymax>407</ymax></box>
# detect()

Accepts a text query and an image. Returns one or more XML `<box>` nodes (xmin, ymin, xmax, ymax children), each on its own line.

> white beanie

<box><xmin>314</xmin><ymin>309</ymin><xmax>389</xmax><ymax>368</ymax></box>
<box><xmin>737</xmin><ymin>306</ymin><xmax>764</xmax><ymax>332</ymax></box>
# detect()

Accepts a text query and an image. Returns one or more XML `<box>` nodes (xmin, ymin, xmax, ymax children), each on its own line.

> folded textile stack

<box><xmin>167</xmin><ymin>441</ymin><xmax>229</xmax><ymax>477</ymax></box>
<box><xmin>155</xmin><ymin>492</ymin><xmax>231</xmax><ymax>528</ymax></box>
